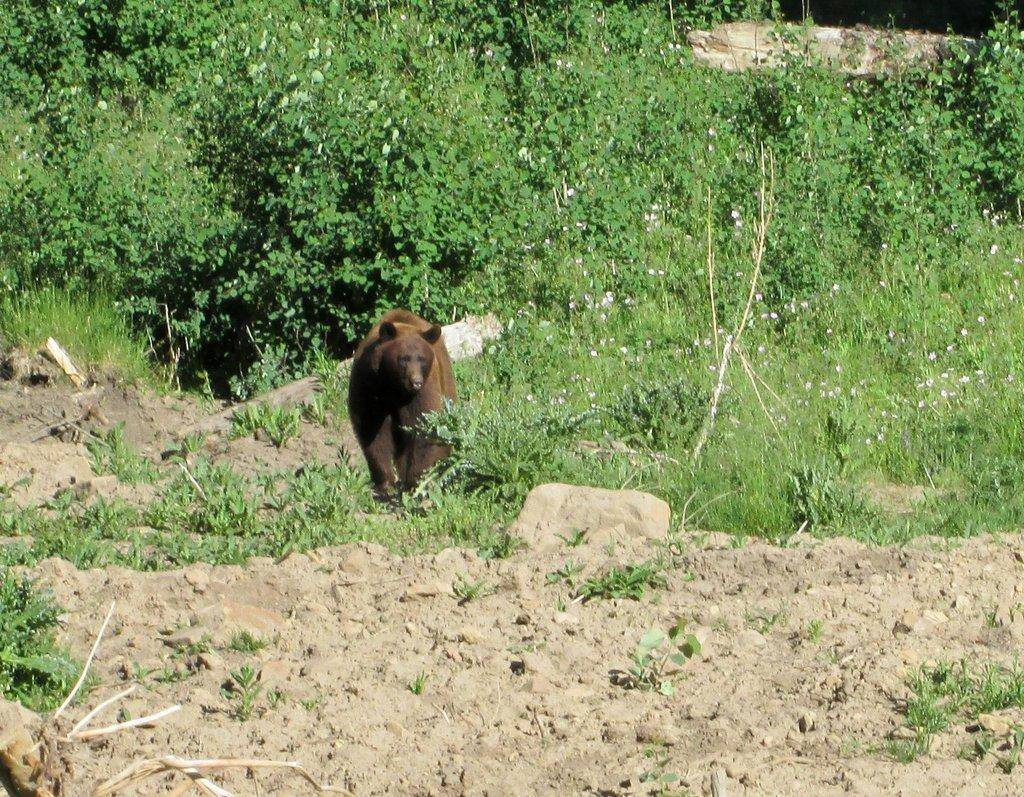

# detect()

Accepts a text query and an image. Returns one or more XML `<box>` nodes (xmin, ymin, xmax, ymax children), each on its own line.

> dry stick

<box><xmin>737</xmin><ymin>343</ymin><xmax>785</xmax><ymax>406</ymax></box>
<box><xmin>73</xmin><ymin>704</ymin><xmax>182</xmax><ymax>741</ymax></box>
<box><xmin>736</xmin><ymin>348</ymin><xmax>781</xmax><ymax>439</ymax></box>
<box><xmin>53</xmin><ymin>601</ymin><xmax>116</xmax><ymax>719</ymax></box>
<box><xmin>692</xmin><ymin>147</ymin><xmax>775</xmax><ymax>462</ymax></box>
<box><xmin>68</xmin><ymin>685</ymin><xmax>136</xmax><ymax>739</ymax></box>
<box><xmin>177</xmin><ymin>460</ymin><xmax>209</xmax><ymax>501</ymax></box>
<box><xmin>706</xmin><ymin>185</ymin><xmax>720</xmax><ymax>359</ymax></box>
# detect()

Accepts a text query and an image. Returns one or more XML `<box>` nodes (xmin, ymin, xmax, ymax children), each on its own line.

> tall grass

<box><xmin>0</xmin><ymin>288</ymin><xmax>152</xmax><ymax>382</ymax></box>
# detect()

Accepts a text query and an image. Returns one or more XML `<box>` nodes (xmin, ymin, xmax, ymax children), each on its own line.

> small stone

<box><xmin>259</xmin><ymin>660</ymin><xmax>291</xmax><ymax>688</ymax></box>
<box><xmin>161</xmin><ymin>625</ymin><xmax>208</xmax><ymax>649</ymax></box>
<box><xmin>197</xmin><ymin>651</ymin><xmax>224</xmax><ymax>671</ymax></box>
<box><xmin>635</xmin><ymin>719</ymin><xmax>679</xmax><ymax>746</ymax></box>
<box><xmin>520</xmin><ymin>652</ymin><xmax>553</xmax><ymax>676</ymax></box>
<box><xmin>401</xmin><ymin>581</ymin><xmax>447</xmax><ymax>601</ymax></box>
<box><xmin>953</xmin><ymin>595</ymin><xmax>971</xmax><ymax>612</ymax></box>
<box><xmin>798</xmin><ymin>712</ymin><xmax>816</xmax><ymax>733</ymax></box>
<box><xmin>339</xmin><ymin>548</ymin><xmax>372</xmax><ymax>575</ymax></box>
<box><xmin>978</xmin><ymin>712</ymin><xmax>1012</xmax><ymax>737</ymax></box>
<box><xmin>522</xmin><ymin>675</ymin><xmax>552</xmax><ymax>694</ymax></box>
<box><xmin>890</xmin><ymin>726</ymin><xmax>917</xmax><ymax>740</ymax></box>
<box><xmin>457</xmin><ymin>627</ymin><xmax>488</xmax><ymax>645</ymax></box>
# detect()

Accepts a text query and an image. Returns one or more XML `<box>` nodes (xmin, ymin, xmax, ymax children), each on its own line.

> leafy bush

<box><xmin>0</xmin><ymin>571</ymin><xmax>79</xmax><ymax>711</ymax></box>
<box><xmin>2</xmin><ymin>0</ymin><xmax>1021</xmax><ymax>390</ymax></box>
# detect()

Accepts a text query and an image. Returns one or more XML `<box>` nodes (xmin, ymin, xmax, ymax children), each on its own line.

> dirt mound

<box><xmin>9</xmin><ymin>530</ymin><xmax>1023</xmax><ymax>795</ymax></box>
<box><xmin>0</xmin><ymin>375</ymin><xmax>358</xmax><ymax>508</ymax></box>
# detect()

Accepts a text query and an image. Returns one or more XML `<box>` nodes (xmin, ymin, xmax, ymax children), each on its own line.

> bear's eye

<box><xmin>398</xmin><ymin>355</ymin><xmax>410</xmax><ymax>364</ymax></box>
<box><xmin>417</xmin><ymin>355</ymin><xmax>427</xmax><ymax>364</ymax></box>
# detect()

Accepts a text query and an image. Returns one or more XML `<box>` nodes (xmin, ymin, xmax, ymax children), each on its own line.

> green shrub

<box><xmin>0</xmin><ymin>571</ymin><xmax>79</xmax><ymax>712</ymax></box>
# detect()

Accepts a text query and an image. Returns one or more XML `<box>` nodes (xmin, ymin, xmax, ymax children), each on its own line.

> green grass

<box><xmin>574</xmin><ymin>562</ymin><xmax>668</xmax><ymax>602</ymax></box>
<box><xmin>228</xmin><ymin>631</ymin><xmax>268</xmax><ymax>653</ymax></box>
<box><xmin>85</xmin><ymin>423</ymin><xmax>159</xmax><ymax>484</ymax></box>
<box><xmin>0</xmin><ymin>288</ymin><xmax>151</xmax><ymax>382</ymax></box>
<box><xmin>229</xmin><ymin>403</ymin><xmax>302</xmax><ymax>448</ymax></box>
<box><xmin>888</xmin><ymin>660</ymin><xmax>1024</xmax><ymax>763</ymax></box>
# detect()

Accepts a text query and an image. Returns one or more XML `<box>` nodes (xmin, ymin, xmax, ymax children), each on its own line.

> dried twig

<box><xmin>177</xmin><ymin>460</ymin><xmax>208</xmax><ymax>501</ymax></box>
<box><xmin>73</xmin><ymin>705</ymin><xmax>181</xmax><ymax>741</ymax></box>
<box><xmin>706</xmin><ymin>185</ymin><xmax>720</xmax><ymax>359</ymax></box>
<box><xmin>53</xmin><ymin>602</ymin><xmax>115</xmax><ymax>719</ymax></box>
<box><xmin>68</xmin><ymin>686</ymin><xmax>136</xmax><ymax>739</ymax></box>
<box><xmin>91</xmin><ymin>757</ymin><xmax>349</xmax><ymax>796</ymax></box>
<box><xmin>692</xmin><ymin>146</ymin><xmax>775</xmax><ymax>462</ymax></box>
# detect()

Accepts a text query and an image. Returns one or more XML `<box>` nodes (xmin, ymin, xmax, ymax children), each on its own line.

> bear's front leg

<box><xmin>362</xmin><ymin>415</ymin><xmax>398</xmax><ymax>499</ymax></box>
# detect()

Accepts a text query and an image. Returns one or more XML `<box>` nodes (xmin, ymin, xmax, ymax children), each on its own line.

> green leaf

<box><xmin>639</xmin><ymin>628</ymin><xmax>666</xmax><ymax>650</ymax></box>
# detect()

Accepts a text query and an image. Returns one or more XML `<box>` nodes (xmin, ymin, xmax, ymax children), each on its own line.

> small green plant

<box><xmin>997</xmin><ymin>729</ymin><xmax>1024</xmax><ymax>774</ymax></box>
<box><xmin>171</xmin><ymin>635</ymin><xmax>213</xmax><ymax>657</ymax></box>
<box><xmin>85</xmin><ymin>423</ymin><xmax>159</xmax><ymax>484</ymax></box>
<box><xmin>575</xmin><ymin>562</ymin><xmax>667</xmax><ymax>602</ymax></box>
<box><xmin>477</xmin><ymin>530</ymin><xmax>525</xmax><ymax>560</ymax></box>
<box><xmin>228</xmin><ymin>630</ymin><xmax>268</xmax><ymax>653</ymax></box>
<box><xmin>453</xmin><ymin>575</ymin><xmax>493</xmax><ymax>604</ymax></box>
<box><xmin>546</xmin><ymin>561</ymin><xmax>584</xmax><ymax>589</ymax></box>
<box><xmin>300</xmin><ymin>696</ymin><xmax>322</xmax><ymax>711</ymax></box>
<box><xmin>0</xmin><ymin>573</ymin><xmax>79</xmax><ymax>711</ymax></box>
<box><xmin>621</xmin><ymin>620</ymin><xmax>702</xmax><ymax>696</ymax></box>
<box><xmin>154</xmin><ymin>664</ymin><xmax>192</xmax><ymax>684</ymax></box>
<box><xmin>639</xmin><ymin>744</ymin><xmax>685</xmax><ymax>796</ymax></box>
<box><xmin>888</xmin><ymin>660</ymin><xmax>1024</xmax><ymax>763</ymax></box>
<box><xmin>230</xmin><ymin>404</ymin><xmax>302</xmax><ymax>448</ymax></box>
<box><xmin>408</xmin><ymin>672</ymin><xmax>428</xmax><ymax>695</ymax></box>
<box><xmin>805</xmin><ymin>619</ymin><xmax>824</xmax><ymax>643</ymax></box>
<box><xmin>746</xmin><ymin>609</ymin><xmax>788</xmax><ymax>635</ymax></box>
<box><xmin>224</xmin><ymin>664</ymin><xmax>262</xmax><ymax>721</ymax></box>
<box><xmin>166</xmin><ymin>432</ymin><xmax>207</xmax><ymax>462</ymax></box>
<box><xmin>267</xmin><ymin>687</ymin><xmax>285</xmax><ymax>710</ymax></box>
<box><xmin>557</xmin><ymin>529</ymin><xmax>588</xmax><ymax>548</ymax></box>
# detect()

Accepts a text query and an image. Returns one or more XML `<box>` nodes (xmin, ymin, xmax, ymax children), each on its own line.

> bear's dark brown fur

<box><xmin>348</xmin><ymin>309</ymin><xmax>456</xmax><ymax>497</ymax></box>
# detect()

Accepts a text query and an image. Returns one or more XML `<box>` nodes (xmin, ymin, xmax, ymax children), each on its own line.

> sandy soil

<box><xmin>22</xmin><ymin>530</ymin><xmax>1024</xmax><ymax>796</ymax></box>
<box><xmin>4</xmin><ymin>369</ymin><xmax>1024</xmax><ymax>796</ymax></box>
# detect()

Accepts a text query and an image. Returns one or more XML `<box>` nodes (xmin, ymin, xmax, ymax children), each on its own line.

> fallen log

<box><xmin>686</xmin><ymin>21</ymin><xmax>976</xmax><ymax>75</ymax></box>
<box><xmin>178</xmin><ymin>314</ymin><xmax>501</xmax><ymax>439</ymax></box>
<box><xmin>41</xmin><ymin>338</ymin><xmax>85</xmax><ymax>388</ymax></box>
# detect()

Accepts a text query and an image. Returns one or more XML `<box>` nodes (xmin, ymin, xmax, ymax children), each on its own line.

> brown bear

<box><xmin>347</xmin><ymin>309</ymin><xmax>456</xmax><ymax>498</ymax></box>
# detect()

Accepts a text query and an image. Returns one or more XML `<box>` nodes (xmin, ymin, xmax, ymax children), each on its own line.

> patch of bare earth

<box><xmin>9</xmin><ymin>530</ymin><xmax>1023</xmax><ymax>796</ymax></box>
<box><xmin>4</xmin><ymin>375</ymin><xmax>1024</xmax><ymax>795</ymax></box>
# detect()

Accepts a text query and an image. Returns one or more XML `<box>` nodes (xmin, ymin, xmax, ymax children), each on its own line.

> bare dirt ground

<box><xmin>5</xmin><ymin>369</ymin><xmax>1024</xmax><ymax>795</ymax></box>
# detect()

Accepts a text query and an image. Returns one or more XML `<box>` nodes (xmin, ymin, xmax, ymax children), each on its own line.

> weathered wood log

<box><xmin>178</xmin><ymin>314</ymin><xmax>501</xmax><ymax>439</ymax></box>
<box><xmin>686</xmin><ymin>22</ymin><xmax>976</xmax><ymax>75</ymax></box>
<box><xmin>41</xmin><ymin>337</ymin><xmax>85</xmax><ymax>388</ymax></box>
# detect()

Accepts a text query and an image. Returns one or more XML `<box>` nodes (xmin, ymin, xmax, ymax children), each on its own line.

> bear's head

<box><xmin>376</xmin><ymin>321</ymin><xmax>443</xmax><ymax>395</ymax></box>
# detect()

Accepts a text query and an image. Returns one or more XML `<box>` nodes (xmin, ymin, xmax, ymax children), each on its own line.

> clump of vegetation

<box><xmin>408</xmin><ymin>672</ymin><xmax>428</xmax><ymax>695</ymax></box>
<box><xmin>889</xmin><ymin>660</ymin><xmax>1024</xmax><ymax>763</ymax></box>
<box><xmin>0</xmin><ymin>572</ymin><xmax>79</xmax><ymax>711</ymax></box>
<box><xmin>85</xmin><ymin>423</ymin><xmax>159</xmax><ymax>484</ymax></box>
<box><xmin>223</xmin><ymin>664</ymin><xmax>262</xmax><ymax>721</ymax></box>
<box><xmin>230</xmin><ymin>404</ymin><xmax>302</xmax><ymax>448</ymax></box>
<box><xmin>228</xmin><ymin>631</ymin><xmax>269</xmax><ymax>653</ymax></box>
<box><xmin>452</xmin><ymin>575</ymin><xmax>493</xmax><ymax>604</ymax></box>
<box><xmin>575</xmin><ymin>562</ymin><xmax>667</xmax><ymax>602</ymax></box>
<box><xmin>619</xmin><ymin>621</ymin><xmax>703</xmax><ymax>696</ymax></box>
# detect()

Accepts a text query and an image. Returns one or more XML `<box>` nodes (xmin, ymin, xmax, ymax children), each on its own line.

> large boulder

<box><xmin>512</xmin><ymin>483</ymin><xmax>671</xmax><ymax>552</ymax></box>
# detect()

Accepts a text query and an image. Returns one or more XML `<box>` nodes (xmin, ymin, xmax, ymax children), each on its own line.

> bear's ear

<box><xmin>379</xmin><ymin>321</ymin><xmax>397</xmax><ymax>341</ymax></box>
<box><xmin>421</xmin><ymin>324</ymin><xmax>443</xmax><ymax>344</ymax></box>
